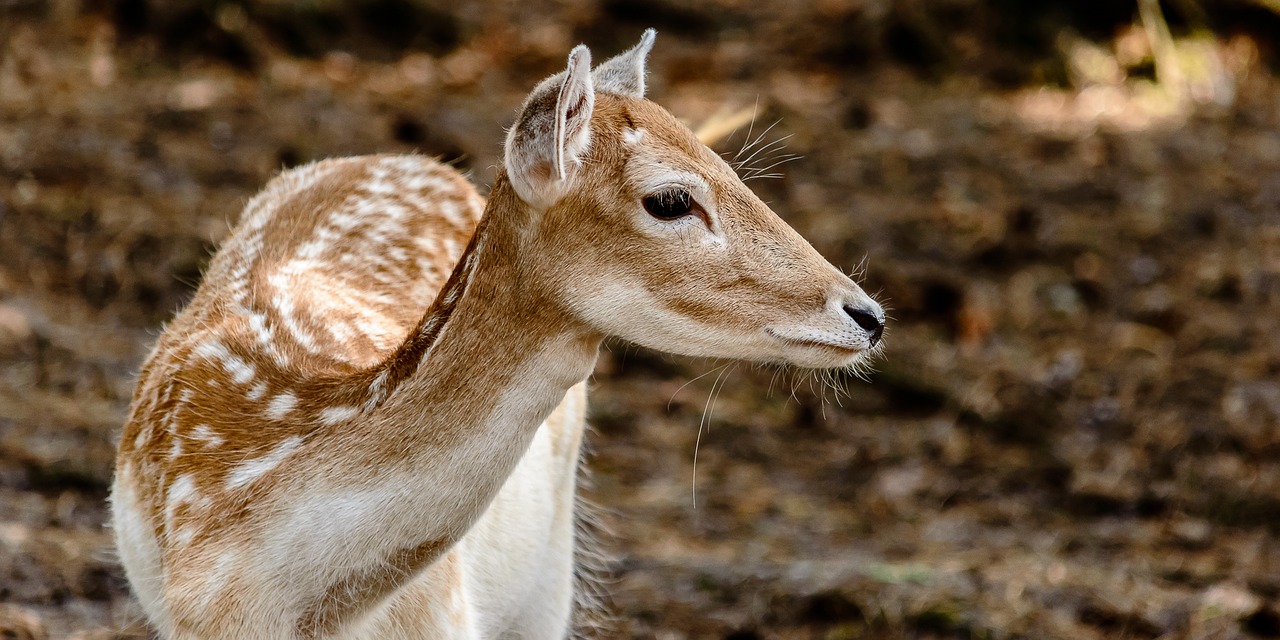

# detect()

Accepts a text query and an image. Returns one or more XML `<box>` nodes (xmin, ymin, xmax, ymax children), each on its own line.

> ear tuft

<box><xmin>591</xmin><ymin>29</ymin><xmax>656</xmax><ymax>99</ymax></box>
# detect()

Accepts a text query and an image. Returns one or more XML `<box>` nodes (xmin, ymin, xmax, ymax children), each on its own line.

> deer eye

<box><xmin>642</xmin><ymin>188</ymin><xmax>696</xmax><ymax>220</ymax></box>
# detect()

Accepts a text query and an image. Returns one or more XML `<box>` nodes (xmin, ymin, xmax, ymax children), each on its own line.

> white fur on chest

<box><xmin>457</xmin><ymin>383</ymin><xmax>586</xmax><ymax>635</ymax></box>
<box><xmin>345</xmin><ymin>382</ymin><xmax>589</xmax><ymax>638</ymax></box>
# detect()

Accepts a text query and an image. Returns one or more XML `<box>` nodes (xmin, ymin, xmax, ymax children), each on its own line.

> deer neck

<box><xmin>355</xmin><ymin>175</ymin><xmax>601</xmax><ymax>465</ymax></box>
<box><xmin>258</xmin><ymin>177</ymin><xmax>603</xmax><ymax>637</ymax></box>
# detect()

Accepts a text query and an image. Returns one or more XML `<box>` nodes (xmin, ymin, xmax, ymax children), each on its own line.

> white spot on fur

<box><xmin>318</xmin><ymin>405</ymin><xmax>359</xmax><ymax>425</ymax></box>
<box><xmin>191</xmin><ymin>424</ymin><xmax>225</xmax><ymax>448</ymax></box>
<box><xmin>362</xmin><ymin>176</ymin><xmax>399</xmax><ymax>197</ymax></box>
<box><xmin>330</xmin><ymin>209</ymin><xmax>362</xmax><ymax>230</ymax></box>
<box><xmin>248</xmin><ymin>311</ymin><xmax>273</xmax><ymax>346</ymax></box>
<box><xmin>247</xmin><ymin>381</ymin><xmax>268</xmax><ymax>402</ymax></box>
<box><xmin>623</xmin><ymin>127</ymin><xmax>646</xmax><ymax>144</ymax></box>
<box><xmin>165</xmin><ymin>474</ymin><xmax>199</xmax><ymax>533</ymax></box>
<box><xmin>225</xmin><ymin>357</ymin><xmax>255</xmax><ymax>385</ymax></box>
<box><xmin>265</xmin><ymin>392</ymin><xmax>298</xmax><ymax>420</ymax></box>
<box><xmin>191</xmin><ymin>338</ymin><xmax>254</xmax><ymax>384</ymax></box>
<box><xmin>226</xmin><ymin>436</ymin><xmax>302</xmax><ymax>490</ymax></box>
<box><xmin>268</xmin><ymin>271</ymin><xmax>322</xmax><ymax>354</ymax></box>
<box><xmin>173</xmin><ymin>524</ymin><xmax>196</xmax><ymax>547</ymax></box>
<box><xmin>191</xmin><ymin>339</ymin><xmax>230</xmax><ymax>363</ymax></box>
<box><xmin>168</xmin><ymin>474</ymin><xmax>197</xmax><ymax>504</ymax></box>
<box><xmin>133</xmin><ymin>424</ymin><xmax>152</xmax><ymax>449</ymax></box>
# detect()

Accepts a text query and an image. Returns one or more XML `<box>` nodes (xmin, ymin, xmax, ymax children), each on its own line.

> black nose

<box><xmin>843</xmin><ymin>304</ymin><xmax>884</xmax><ymax>347</ymax></box>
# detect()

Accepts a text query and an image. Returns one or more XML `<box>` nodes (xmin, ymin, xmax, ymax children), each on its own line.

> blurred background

<box><xmin>2</xmin><ymin>0</ymin><xmax>1280</xmax><ymax>637</ymax></box>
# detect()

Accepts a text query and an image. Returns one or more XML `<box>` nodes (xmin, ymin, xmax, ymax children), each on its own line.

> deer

<box><xmin>110</xmin><ymin>30</ymin><xmax>885</xmax><ymax>639</ymax></box>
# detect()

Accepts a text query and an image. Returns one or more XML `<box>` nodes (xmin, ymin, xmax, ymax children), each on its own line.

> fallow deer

<box><xmin>111</xmin><ymin>30</ymin><xmax>885</xmax><ymax>639</ymax></box>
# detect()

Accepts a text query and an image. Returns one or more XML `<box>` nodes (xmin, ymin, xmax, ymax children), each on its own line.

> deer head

<box><xmin>502</xmin><ymin>30</ymin><xmax>884</xmax><ymax>370</ymax></box>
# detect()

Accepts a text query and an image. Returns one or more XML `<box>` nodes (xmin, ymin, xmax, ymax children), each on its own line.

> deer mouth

<box><xmin>764</xmin><ymin>328</ymin><xmax>865</xmax><ymax>357</ymax></box>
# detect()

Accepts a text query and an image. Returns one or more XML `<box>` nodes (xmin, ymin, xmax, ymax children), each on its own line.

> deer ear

<box><xmin>592</xmin><ymin>29</ymin><xmax>655</xmax><ymax>98</ymax></box>
<box><xmin>504</xmin><ymin>45</ymin><xmax>595</xmax><ymax>208</ymax></box>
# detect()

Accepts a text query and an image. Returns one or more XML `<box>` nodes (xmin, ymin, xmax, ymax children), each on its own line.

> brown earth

<box><xmin>2</xmin><ymin>1</ymin><xmax>1280</xmax><ymax>638</ymax></box>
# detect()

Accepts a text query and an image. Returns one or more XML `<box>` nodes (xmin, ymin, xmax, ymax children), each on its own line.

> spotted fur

<box><xmin>112</xmin><ymin>30</ymin><xmax>884</xmax><ymax>639</ymax></box>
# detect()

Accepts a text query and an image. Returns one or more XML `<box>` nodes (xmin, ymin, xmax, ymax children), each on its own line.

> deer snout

<box><xmin>842</xmin><ymin>301</ymin><xmax>884</xmax><ymax>347</ymax></box>
<box><xmin>761</xmin><ymin>286</ymin><xmax>884</xmax><ymax>368</ymax></box>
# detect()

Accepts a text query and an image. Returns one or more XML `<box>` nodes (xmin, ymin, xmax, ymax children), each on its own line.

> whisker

<box><xmin>845</xmin><ymin>255</ymin><xmax>870</xmax><ymax>282</ymax></box>
<box><xmin>743</xmin><ymin>153</ymin><xmax>801</xmax><ymax>178</ymax></box>
<box><xmin>813</xmin><ymin>371</ymin><xmax>829</xmax><ymax>421</ymax></box>
<box><xmin>736</xmin><ymin>135</ymin><xmax>792</xmax><ymax>167</ymax></box>
<box><xmin>767</xmin><ymin>363</ymin><xmax>785</xmax><ymax>397</ymax></box>
<box><xmin>786</xmin><ymin>367</ymin><xmax>806</xmax><ymax>405</ymax></box>
<box><xmin>668</xmin><ymin>363</ymin><xmax>732</xmax><ymax>411</ymax></box>
<box><xmin>733</xmin><ymin>131</ymin><xmax>792</xmax><ymax>172</ymax></box>
<box><xmin>692</xmin><ymin>363</ymin><xmax>735</xmax><ymax>508</ymax></box>
<box><xmin>732</xmin><ymin>98</ymin><xmax>763</xmax><ymax>162</ymax></box>
<box><xmin>733</xmin><ymin>120</ymin><xmax>784</xmax><ymax>165</ymax></box>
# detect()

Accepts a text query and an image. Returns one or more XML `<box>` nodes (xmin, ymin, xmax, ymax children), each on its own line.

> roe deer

<box><xmin>111</xmin><ymin>30</ymin><xmax>885</xmax><ymax>639</ymax></box>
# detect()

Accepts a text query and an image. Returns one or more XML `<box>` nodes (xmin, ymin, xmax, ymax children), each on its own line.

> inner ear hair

<box><xmin>552</xmin><ymin>45</ymin><xmax>594</xmax><ymax>181</ymax></box>
<box><xmin>503</xmin><ymin>44</ymin><xmax>596</xmax><ymax>207</ymax></box>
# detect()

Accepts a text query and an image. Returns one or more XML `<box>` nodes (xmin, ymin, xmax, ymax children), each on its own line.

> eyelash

<box><xmin>642</xmin><ymin>188</ymin><xmax>698</xmax><ymax>220</ymax></box>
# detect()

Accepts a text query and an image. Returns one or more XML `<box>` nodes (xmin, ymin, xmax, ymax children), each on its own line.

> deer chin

<box><xmin>764</xmin><ymin>327</ymin><xmax>877</xmax><ymax>369</ymax></box>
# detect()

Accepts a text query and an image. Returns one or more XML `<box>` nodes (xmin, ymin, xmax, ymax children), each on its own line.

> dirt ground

<box><xmin>2</xmin><ymin>1</ymin><xmax>1280</xmax><ymax>638</ymax></box>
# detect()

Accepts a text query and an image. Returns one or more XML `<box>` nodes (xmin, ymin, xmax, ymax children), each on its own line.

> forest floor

<box><xmin>2</xmin><ymin>3</ymin><xmax>1280</xmax><ymax>638</ymax></box>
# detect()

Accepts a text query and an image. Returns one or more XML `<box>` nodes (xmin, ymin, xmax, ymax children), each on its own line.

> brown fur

<box><xmin>113</xmin><ymin>39</ymin><xmax>880</xmax><ymax>637</ymax></box>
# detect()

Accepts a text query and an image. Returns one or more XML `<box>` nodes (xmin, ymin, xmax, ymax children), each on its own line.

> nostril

<box><xmin>843</xmin><ymin>304</ymin><xmax>884</xmax><ymax>346</ymax></box>
<box><xmin>842</xmin><ymin>305</ymin><xmax>881</xmax><ymax>331</ymax></box>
